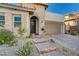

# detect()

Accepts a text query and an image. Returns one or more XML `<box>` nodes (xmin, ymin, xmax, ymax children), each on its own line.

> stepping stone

<box><xmin>33</xmin><ymin>38</ymin><xmax>49</xmax><ymax>44</ymax></box>
<box><xmin>35</xmin><ymin>42</ymin><xmax>56</xmax><ymax>54</ymax></box>
<box><xmin>42</xmin><ymin>51</ymin><xmax>64</xmax><ymax>56</ymax></box>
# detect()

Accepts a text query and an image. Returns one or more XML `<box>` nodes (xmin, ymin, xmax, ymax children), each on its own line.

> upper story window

<box><xmin>14</xmin><ymin>15</ymin><xmax>21</xmax><ymax>28</ymax></box>
<box><xmin>0</xmin><ymin>13</ymin><xmax>5</xmax><ymax>27</ymax></box>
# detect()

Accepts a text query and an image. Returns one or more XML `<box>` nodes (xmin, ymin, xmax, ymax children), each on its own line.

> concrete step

<box><xmin>35</xmin><ymin>42</ymin><xmax>57</xmax><ymax>54</ymax></box>
<box><xmin>33</xmin><ymin>38</ymin><xmax>49</xmax><ymax>44</ymax></box>
<box><xmin>41</xmin><ymin>51</ymin><xmax>64</xmax><ymax>56</ymax></box>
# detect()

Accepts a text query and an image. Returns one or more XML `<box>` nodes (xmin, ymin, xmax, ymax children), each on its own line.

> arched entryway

<box><xmin>30</xmin><ymin>16</ymin><xmax>39</xmax><ymax>35</ymax></box>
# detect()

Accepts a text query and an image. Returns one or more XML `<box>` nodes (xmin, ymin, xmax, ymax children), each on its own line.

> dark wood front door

<box><xmin>30</xmin><ymin>19</ymin><xmax>36</xmax><ymax>34</ymax></box>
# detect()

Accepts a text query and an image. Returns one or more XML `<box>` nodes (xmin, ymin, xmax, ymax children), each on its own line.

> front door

<box><xmin>30</xmin><ymin>19</ymin><xmax>36</xmax><ymax>34</ymax></box>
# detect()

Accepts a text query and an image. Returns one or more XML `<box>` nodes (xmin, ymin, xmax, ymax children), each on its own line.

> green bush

<box><xmin>70</xmin><ymin>30</ymin><xmax>77</xmax><ymax>35</ymax></box>
<box><xmin>8</xmin><ymin>39</ymin><xmax>18</xmax><ymax>46</ymax></box>
<box><xmin>0</xmin><ymin>29</ymin><xmax>16</xmax><ymax>45</ymax></box>
<box><xmin>75</xmin><ymin>28</ymin><xmax>79</xmax><ymax>33</ymax></box>
<box><xmin>18</xmin><ymin>28</ymin><xmax>26</xmax><ymax>36</ymax></box>
<box><xmin>17</xmin><ymin>38</ymin><xmax>33</xmax><ymax>56</ymax></box>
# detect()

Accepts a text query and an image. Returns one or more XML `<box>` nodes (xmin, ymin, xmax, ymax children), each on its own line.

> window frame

<box><xmin>13</xmin><ymin>14</ymin><xmax>21</xmax><ymax>28</ymax></box>
<box><xmin>0</xmin><ymin>13</ymin><xmax>5</xmax><ymax>27</ymax></box>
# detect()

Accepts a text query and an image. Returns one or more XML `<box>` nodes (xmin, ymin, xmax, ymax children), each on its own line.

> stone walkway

<box><xmin>51</xmin><ymin>34</ymin><xmax>79</xmax><ymax>56</ymax></box>
<box><xmin>33</xmin><ymin>36</ymin><xmax>65</xmax><ymax>56</ymax></box>
<box><xmin>0</xmin><ymin>37</ymin><xmax>27</xmax><ymax>56</ymax></box>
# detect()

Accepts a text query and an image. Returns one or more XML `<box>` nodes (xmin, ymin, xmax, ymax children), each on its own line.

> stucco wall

<box><xmin>45</xmin><ymin>21</ymin><xmax>62</xmax><ymax>34</ymax></box>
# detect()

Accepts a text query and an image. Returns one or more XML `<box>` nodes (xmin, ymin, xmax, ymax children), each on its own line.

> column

<box><xmin>61</xmin><ymin>23</ymin><xmax>65</xmax><ymax>34</ymax></box>
<box><xmin>5</xmin><ymin>13</ymin><xmax>13</xmax><ymax>31</ymax></box>
<box><xmin>21</xmin><ymin>12</ymin><xmax>30</xmax><ymax>37</ymax></box>
<box><xmin>39</xmin><ymin>19</ymin><xmax>45</xmax><ymax>35</ymax></box>
<box><xmin>26</xmin><ymin>13</ymin><xmax>30</xmax><ymax>36</ymax></box>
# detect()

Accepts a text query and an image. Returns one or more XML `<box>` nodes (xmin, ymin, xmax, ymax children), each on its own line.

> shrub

<box><xmin>8</xmin><ymin>39</ymin><xmax>18</xmax><ymax>46</ymax></box>
<box><xmin>75</xmin><ymin>28</ymin><xmax>79</xmax><ymax>33</ymax></box>
<box><xmin>0</xmin><ymin>29</ymin><xmax>16</xmax><ymax>45</ymax></box>
<box><xmin>18</xmin><ymin>28</ymin><xmax>26</xmax><ymax>36</ymax></box>
<box><xmin>17</xmin><ymin>38</ymin><xmax>33</xmax><ymax>56</ymax></box>
<box><xmin>70</xmin><ymin>30</ymin><xmax>77</xmax><ymax>35</ymax></box>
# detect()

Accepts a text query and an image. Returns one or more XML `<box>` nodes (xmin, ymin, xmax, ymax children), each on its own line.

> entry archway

<box><xmin>30</xmin><ymin>16</ymin><xmax>39</xmax><ymax>35</ymax></box>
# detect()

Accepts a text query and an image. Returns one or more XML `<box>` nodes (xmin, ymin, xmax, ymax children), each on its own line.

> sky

<box><xmin>47</xmin><ymin>3</ymin><xmax>79</xmax><ymax>15</ymax></box>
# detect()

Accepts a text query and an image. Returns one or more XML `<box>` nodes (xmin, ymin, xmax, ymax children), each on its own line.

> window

<box><xmin>14</xmin><ymin>16</ymin><xmax>21</xmax><ymax>28</ymax></box>
<box><xmin>0</xmin><ymin>14</ymin><xmax>5</xmax><ymax>27</ymax></box>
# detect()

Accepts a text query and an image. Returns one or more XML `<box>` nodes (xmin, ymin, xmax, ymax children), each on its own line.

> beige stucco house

<box><xmin>65</xmin><ymin>13</ymin><xmax>78</xmax><ymax>27</ymax></box>
<box><xmin>65</xmin><ymin>13</ymin><xmax>79</xmax><ymax>33</ymax></box>
<box><xmin>0</xmin><ymin>3</ymin><xmax>64</xmax><ymax>37</ymax></box>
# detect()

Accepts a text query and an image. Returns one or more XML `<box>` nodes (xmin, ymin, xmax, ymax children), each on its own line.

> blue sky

<box><xmin>47</xmin><ymin>3</ymin><xmax>79</xmax><ymax>14</ymax></box>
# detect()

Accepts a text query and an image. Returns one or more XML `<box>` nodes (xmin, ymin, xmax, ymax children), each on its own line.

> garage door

<box><xmin>45</xmin><ymin>21</ymin><xmax>62</xmax><ymax>34</ymax></box>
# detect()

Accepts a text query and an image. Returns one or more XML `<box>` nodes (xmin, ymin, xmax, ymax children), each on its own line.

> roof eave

<box><xmin>0</xmin><ymin>3</ymin><xmax>36</xmax><ymax>12</ymax></box>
